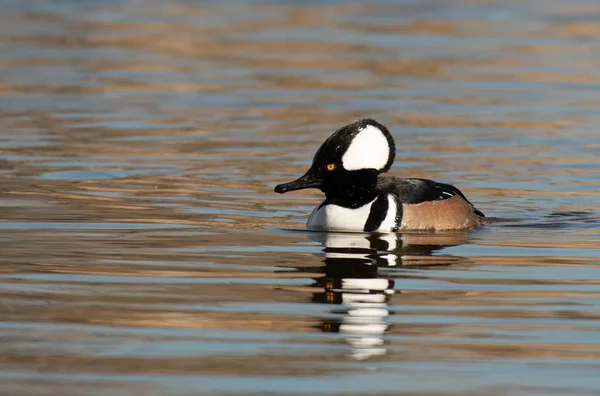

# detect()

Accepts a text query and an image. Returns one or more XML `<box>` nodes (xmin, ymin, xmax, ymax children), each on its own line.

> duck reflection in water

<box><xmin>309</xmin><ymin>232</ymin><xmax>468</xmax><ymax>360</ymax></box>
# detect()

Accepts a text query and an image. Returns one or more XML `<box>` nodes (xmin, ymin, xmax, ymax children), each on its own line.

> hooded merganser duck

<box><xmin>274</xmin><ymin>118</ymin><xmax>485</xmax><ymax>232</ymax></box>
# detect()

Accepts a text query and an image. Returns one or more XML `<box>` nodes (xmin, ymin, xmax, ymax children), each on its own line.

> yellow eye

<box><xmin>326</xmin><ymin>163</ymin><xmax>336</xmax><ymax>171</ymax></box>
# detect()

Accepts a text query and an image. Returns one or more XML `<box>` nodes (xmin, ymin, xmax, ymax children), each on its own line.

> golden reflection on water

<box><xmin>1</xmin><ymin>0</ymin><xmax>600</xmax><ymax>395</ymax></box>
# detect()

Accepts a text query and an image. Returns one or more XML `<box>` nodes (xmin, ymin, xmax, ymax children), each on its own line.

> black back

<box><xmin>377</xmin><ymin>177</ymin><xmax>485</xmax><ymax>218</ymax></box>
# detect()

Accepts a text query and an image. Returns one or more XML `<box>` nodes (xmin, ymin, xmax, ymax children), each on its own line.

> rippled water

<box><xmin>2</xmin><ymin>0</ymin><xmax>600</xmax><ymax>395</ymax></box>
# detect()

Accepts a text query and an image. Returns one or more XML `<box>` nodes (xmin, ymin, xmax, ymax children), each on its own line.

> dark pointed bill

<box><xmin>274</xmin><ymin>173</ymin><xmax>322</xmax><ymax>194</ymax></box>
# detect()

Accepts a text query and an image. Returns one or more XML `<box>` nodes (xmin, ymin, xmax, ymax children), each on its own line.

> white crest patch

<box><xmin>342</xmin><ymin>125</ymin><xmax>390</xmax><ymax>171</ymax></box>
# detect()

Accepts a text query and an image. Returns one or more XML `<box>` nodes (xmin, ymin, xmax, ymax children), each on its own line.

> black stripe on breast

<box><xmin>391</xmin><ymin>197</ymin><xmax>403</xmax><ymax>232</ymax></box>
<box><xmin>363</xmin><ymin>195</ymin><xmax>389</xmax><ymax>232</ymax></box>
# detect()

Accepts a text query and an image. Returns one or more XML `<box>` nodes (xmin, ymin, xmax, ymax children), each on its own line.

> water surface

<box><xmin>1</xmin><ymin>0</ymin><xmax>600</xmax><ymax>395</ymax></box>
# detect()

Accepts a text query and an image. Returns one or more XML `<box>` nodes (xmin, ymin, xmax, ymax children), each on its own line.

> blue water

<box><xmin>1</xmin><ymin>0</ymin><xmax>600</xmax><ymax>395</ymax></box>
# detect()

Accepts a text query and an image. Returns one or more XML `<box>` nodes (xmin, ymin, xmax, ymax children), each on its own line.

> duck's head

<box><xmin>274</xmin><ymin>118</ymin><xmax>396</xmax><ymax>196</ymax></box>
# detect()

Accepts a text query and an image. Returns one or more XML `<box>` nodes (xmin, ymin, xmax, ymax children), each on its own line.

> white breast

<box><xmin>306</xmin><ymin>195</ymin><xmax>398</xmax><ymax>233</ymax></box>
<box><xmin>307</xmin><ymin>198</ymin><xmax>375</xmax><ymax>232</ymax></box>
